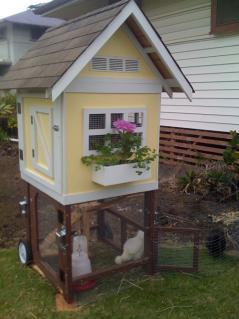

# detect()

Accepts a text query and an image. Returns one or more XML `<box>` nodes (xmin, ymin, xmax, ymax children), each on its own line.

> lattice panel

<box><xmin>89</xmin><ymin>114</ymin><xmax>106</xmax><ymax>129</ymax></box>
<box><xmin>89</xmin><ymin>135</ymin><xmax>105</xmax><ymax>150</ymax></box>
<box><xmin>128</xmin><ymin>112</ymin><xmax>144</xmax><ymax>127</ymax></box>
<box><xmin>111</xmin><ymin>113</ymin><xmax>123</xmax><ymax>128</ymax></box>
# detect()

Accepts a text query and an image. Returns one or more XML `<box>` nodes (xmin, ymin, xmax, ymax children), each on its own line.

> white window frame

<box><xmin>30</xmin><ymin>106</ymin><xmax>54</xmax><ymax>178</ymax></box>
<box><xmin>83</xmin><ymin>107</ymin><xmax>146</xmax><ymax>156</ymax></box>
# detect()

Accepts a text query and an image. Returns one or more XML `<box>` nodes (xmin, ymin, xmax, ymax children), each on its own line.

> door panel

<box><xmin>30</xmin><ymin>107</ymin><xmax>53</xmax><ymax>177</ymax></box>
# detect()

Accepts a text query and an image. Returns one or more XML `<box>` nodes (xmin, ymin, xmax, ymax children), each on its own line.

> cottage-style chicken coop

<box><xmin>0</xmin><ymin>0</ymin><xmax>193</xmax><ymax>304</ymax></box>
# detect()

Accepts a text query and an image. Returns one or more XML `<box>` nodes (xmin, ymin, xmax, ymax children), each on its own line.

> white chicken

<box><xmin>115</xmin><ymin>230</ymin><xmax>144</xmax><ymax>265</ymax></box>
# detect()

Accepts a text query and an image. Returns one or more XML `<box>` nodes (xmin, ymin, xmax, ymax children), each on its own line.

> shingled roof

<box><xmin>0</xmin><ymin>0</ymin><xmax>194</xmax><ymax>100</ymax></box>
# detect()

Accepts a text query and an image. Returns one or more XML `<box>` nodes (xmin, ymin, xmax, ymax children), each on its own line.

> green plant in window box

<box><xmin>81</xmin><ymin>120</ymin><xmax>158</xmax><ymax>175</ymax></box>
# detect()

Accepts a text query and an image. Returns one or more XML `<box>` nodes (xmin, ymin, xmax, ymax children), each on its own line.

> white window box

<box><xmin>92</xmin><ymin>163</ymin><xmax>151</xmax><ymax>186</ymax></box>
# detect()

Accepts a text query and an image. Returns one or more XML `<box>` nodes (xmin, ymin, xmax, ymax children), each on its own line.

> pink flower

<box><xmin>113</xmin><ymin>119</ymin><xmax>136</xmax><ymax>133</ymax></box>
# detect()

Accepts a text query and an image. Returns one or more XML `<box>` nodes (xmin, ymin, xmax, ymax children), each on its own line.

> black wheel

<box><xmin>18</xmin><ymin>240</ymin><xmax>32</xmax><ymax>265</ymax></box>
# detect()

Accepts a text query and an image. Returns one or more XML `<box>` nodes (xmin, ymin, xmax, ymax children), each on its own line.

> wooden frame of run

<box><xmin>24</xmin><ymin>183</ymin><xmax>200</xmax><ymax>304</ymax></box>
<box><xmin>24</xmin><ymin>184</ymin><xmax>158</xmax><ymax>303</ymax></box>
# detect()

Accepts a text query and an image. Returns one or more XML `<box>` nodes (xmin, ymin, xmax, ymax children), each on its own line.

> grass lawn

<box><xmin>0</xmin><ymin>249</ymin><xmax>239</xmax><ymax>319</ymax></box>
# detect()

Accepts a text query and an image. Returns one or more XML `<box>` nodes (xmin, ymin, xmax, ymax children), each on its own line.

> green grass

<box><xmin>1</xmin><ymin>248</ymin><xmax>239</xmax><ymax>319</ymax></box>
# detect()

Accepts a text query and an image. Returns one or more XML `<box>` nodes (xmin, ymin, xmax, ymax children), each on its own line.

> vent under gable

<box><xmin>91</xmin><ymin>56</ymin><xmax>139</xmax><ymax>72</ymax></box>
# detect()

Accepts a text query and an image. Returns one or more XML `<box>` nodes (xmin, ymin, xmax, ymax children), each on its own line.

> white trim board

<box><xmin>22</xmin><ymin>170</ymin><xmax>158</xmax><ymax>205</ymax></box>
<box><xmin>66</xmin><ymin>77</ymin><xmax>162</xmax><ymax>93</ymax></box>
<box><xmin>51</xmin><ymin>0</ymin><xmax>192</xmax><ymax>101</ymax></box>
<box><xmin>63</xmin><ymin>181</ymin><xmax>159</xmax><ymax>205</ymax></box>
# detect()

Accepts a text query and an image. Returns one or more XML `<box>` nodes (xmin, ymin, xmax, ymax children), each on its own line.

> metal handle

<box><xmin>52</xmin><ymin>125</ymin><xmax>59</xmax><ymax>132</ymax></box>
<box><xmin>56</xmin><ymin>226</ymin><xmax>67</xmax><ymax>250</ymax></box>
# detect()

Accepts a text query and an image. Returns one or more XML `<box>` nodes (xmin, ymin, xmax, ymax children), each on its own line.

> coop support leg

<box><xmin>63</xmin><ymin>205</ymin><xmax>73</xmax><ymax>304</ymax></box>
<box><xmin>97</xmin><ymin>210</ymin><xmax>105</xmax><ymax>240</ymax></box>
<box><xmin>121</xmin><ymin>219</ymin><xmax>127</xmax><ymax>251</ymax></box>
<box><xmin>26</xmin><ymin>182</ymin><xmax>32</xmax><ymax>248</ymax></box>
<box><xmin>144</xmin><ymin>190</ymin><xmax>157</xmax><ymax>275</ymax></box>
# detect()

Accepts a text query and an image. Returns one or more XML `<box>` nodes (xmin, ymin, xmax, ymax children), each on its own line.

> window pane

<box><xmin>110</xmin><ymin>134</ymin><xmax>121</xmax><ymax>146</ymax></box>
<box><xmin>111</xmin><ymin>113</ymin><xmax>123</xmax><ymax>128</ymax></box>
<box><xmin>217</xmin><ymin>0</ymin><xmax>239</xmax><ymax>25</ymax></box>
<box><xmin>128</xmin><ymin>112</ymin><xmax>144</xmax><ymax>127</ymax></box>
<box><xmin>89</xmin><ymin>135</ymin><xmax>105</xmax><ymax>150</ymax></box>
<box><xmin>89</xmin><ymin>114</ymin><xmax>106</xmax><ymax>129</ymax></box>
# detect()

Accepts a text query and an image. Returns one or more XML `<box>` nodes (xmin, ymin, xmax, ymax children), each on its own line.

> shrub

<box><xmin>178</xmin><ymin>161</ymin><xmax>239</xmax><ymax>201</ymax></box>
<box><xmin>0</xmin><ymin>128</ymin><xmax>8</xmax><ymax>141</ymax></box>
<box><xmin>0</xmin><ymin>93</ymin><xmax>17</xmax><ymax>137</ymax></box>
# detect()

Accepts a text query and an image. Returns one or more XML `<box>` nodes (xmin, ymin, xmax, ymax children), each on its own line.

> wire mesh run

<box><xmin>154</xmin><ymin>227</ymin><xmax>199</xmax><ymax>273</ymax></box>
<box><xmin>37</xmin><ymin>193</ymin><xmax>60</xmax><ymax>273</ymax></box>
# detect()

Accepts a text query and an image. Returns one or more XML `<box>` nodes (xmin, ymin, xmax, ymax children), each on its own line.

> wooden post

<box><xmin>97</xmin><ymin>210</ymin><xmax>105</xmax><ymax>240</ymax></box>
<box><xmin>144</xmin><ymin>190</ymin><xmax>157</xmax><ymax>275</ymax></box>
<box><xmin>121</xmin><ymin>219</ymin><xmax>127</xmax><ymax>251</ymax></box>
<box><xmin>63</xmin><ymin>205</ymin><xmax>73</xmax><ymax>304</ymax></box>
<box><xmin>25</xmin><ymin>182</ymin><xmax>32</xmax><ymax>247</ymax></box>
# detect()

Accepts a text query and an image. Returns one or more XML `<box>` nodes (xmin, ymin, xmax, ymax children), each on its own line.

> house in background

<box><xmin>0</xmin><ymin>10</ymin><xmax>64</xmax><ymax>76</ymax></box>
<box><xmin>35</xmin><ymin>0</ymin><xmax>239</xmax><ymax>164</ymax></box>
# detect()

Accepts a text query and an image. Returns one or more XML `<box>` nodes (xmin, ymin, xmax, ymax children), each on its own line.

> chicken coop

<box><xmin>0</xmin><ymin>0</ymin><xmax>193</xmax><ymax>304</ymax></box>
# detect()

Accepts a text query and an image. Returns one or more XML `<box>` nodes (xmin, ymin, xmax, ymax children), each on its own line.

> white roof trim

<box><xmin>130</xmin><ymin>3</ymin><xmax>192</xmax><ymax>101</ymax></box>
<box><xmin>51</xmin><ymin>0</ymin><xmax>193</xmax><ymax>101</ymax></box>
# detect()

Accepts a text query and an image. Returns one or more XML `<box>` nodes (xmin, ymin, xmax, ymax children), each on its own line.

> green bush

<box><xmin>0</xmin><ymin>93</ymin><xmax>17</xmax><ymax>137</ymax></box>
<box><xmin>178</xmin><ymin>131</ymin><xmax>239</xmax><ymax>201</ymax></box>
<box><xmin>0</xmin><ymin>128</ymin><xmax>9</xmax><ymax>141</ymax></box>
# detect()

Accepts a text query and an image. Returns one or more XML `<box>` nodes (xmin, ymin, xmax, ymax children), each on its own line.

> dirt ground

<box><xmin>0</xmin><ymin>142</ymin><xmax>239</xmax><ymax>248</ymax></box>
<box><xmin>0</xmin><ymin>142</ymin><xmax>25</xmax><ymax>248</ymax></box>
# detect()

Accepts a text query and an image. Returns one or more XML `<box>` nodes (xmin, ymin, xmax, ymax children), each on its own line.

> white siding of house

<box><xmin>12</xmin><ymin>25</ymin><xmax>37</xmax><ymax>64</ymax></box>
<box><xmin>143</xmin><ymin>0</ymin><xmax>239</xmax><ymax>132</ymax></box>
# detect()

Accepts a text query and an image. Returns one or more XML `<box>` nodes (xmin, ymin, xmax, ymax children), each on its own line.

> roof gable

<box><xmin>78</xmin><ymin>27</ymin><xmax>157</xmax><ymax>81</ymax></box>
<box><xmin>0</xmin><ymin>0</ymin><xmax>193</xmax><ymax>101</ymax></box>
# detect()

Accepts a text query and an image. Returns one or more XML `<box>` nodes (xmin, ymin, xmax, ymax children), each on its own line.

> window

<box><xmin>83</xmin><ymin>108</ymin><xmax>146</xmax><ymax>155</ymax></box>
<box><xmin>91</xmin><ymin>56</ymin><xmax>140</xmax><ymax>72</ymax></box>
<box><xmin>0</xmin><ymin>27</ymin><xmax>6</xmax><ymax>40</ymax></box>
<box><xmin>211</xmin><ymin>0</ymin><xmax>239</xmax><ymax>34</ymax></box>
<box><xmin>30</xmin><ymin>27</ymin><xmax>46</xmax><ymax>41</ymax></box>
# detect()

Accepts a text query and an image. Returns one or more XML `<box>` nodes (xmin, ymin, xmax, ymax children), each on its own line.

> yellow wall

<box><xmin>80</xmin><ymin>27</ymin><xmax>156</xmax><ymax>80</ymax></box>
<box><xmin>23</xmin><ymin>97</ymin><xmax>54</xmax><ymax>184</ymax></box>
<box><xmin>64</xmin><ymin>93</ymin><xmax>160</xmax><ymax>195</ymax></box>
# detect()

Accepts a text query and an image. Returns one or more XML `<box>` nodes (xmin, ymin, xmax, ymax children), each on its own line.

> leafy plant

<box><xmin>81</xmin><ymin>120</ymin><xmax>158</xmax><ymax>175</ymax></box>
<box><xmin>179</xmin><ymin>161</ymin><xmax>239</xmax><ymax>201</ymax></box>
<box><xmin>178</xmin><ymin>131</ymin><xmax>239</xmax><ymax>201</ymax></box>
<box><xmin>7</xmin><ymin>116</ymin><xmax>17</xmax><ymax>129</ymax></box>
<box><xmin>0</xmin><ymin>93</ymin><xmax>16</xmax><ymax>117</ymax></box>
<box><xmin>0</xmin><ymin>93</ymin><xmax>17</xmax><ymax>137</ymax></box>
<box><xmin>178</xmin><ymin>170</ymin><xmax>197</xmax><ymax>194</ymax></box>
<box><xmin>223</xmin><ymin>130</ymin><xmax>239</xmax><ymax>171</ymax></box>
<box><xmin>0</xmin><ymin>127</ymin><xmax>8</xmax><ymax>141</ymax></box>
